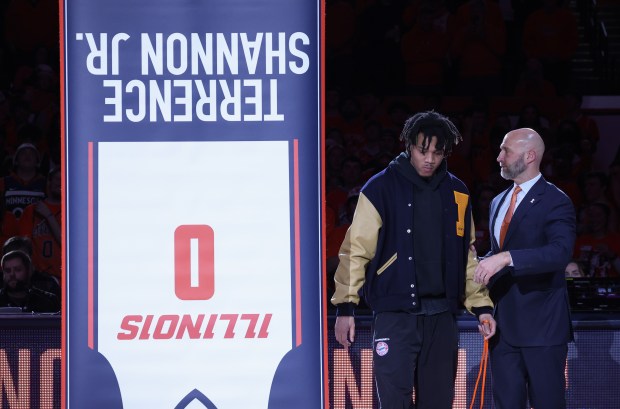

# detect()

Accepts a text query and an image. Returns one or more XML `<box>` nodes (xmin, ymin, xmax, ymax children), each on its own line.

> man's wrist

<box><xmin>471</xmin><ymin>306</ymin><xmax>493</xmax><ymax>318</ymax></box>
<box><xmin>336</xmin><ymin>302</ymin><xmax>356</xmax><ymax>317</ymax></box>
<box><xmin>503</xmin><ymin>251</ymin><xmax>513</xmax><ymax>267</ymax></box>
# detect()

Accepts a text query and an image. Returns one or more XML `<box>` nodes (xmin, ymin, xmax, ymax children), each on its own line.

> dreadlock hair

<box><xmin>399</xmin><ymin>110</ymin><xmax>462</xmax><ymax>157</ymax></box>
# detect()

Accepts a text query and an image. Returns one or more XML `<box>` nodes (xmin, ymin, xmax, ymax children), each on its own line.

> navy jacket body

<box><xmin>486</xmin><ymin>176</ymin><xmax>576</xmax><ymax>346</ymax></box>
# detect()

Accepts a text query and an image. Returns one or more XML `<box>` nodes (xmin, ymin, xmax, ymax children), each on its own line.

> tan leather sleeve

<box><xmin>331</xmin><ymin>192</ymin><xmax>382</xmax><ymax>306</ymax></box>
<box><xmin>464</xmin><ymin>214</ymin><xmax>494</xmax><ymax>312</ymax></box>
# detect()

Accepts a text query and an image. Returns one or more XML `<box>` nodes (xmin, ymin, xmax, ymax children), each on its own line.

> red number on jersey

<box><xmin>174</xmin><ymin>225</ymin><xmax>215</xmax><ymax>300</ymax></box>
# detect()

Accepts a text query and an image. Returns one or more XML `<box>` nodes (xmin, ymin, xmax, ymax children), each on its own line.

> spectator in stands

<box><xmin>358</xmin><ymin>90</ymin><xmax>386</xmax><ymax>123</ymax></box>
<box><xmin>400</xmin><ymin>3</ymin><xmax>450</xmax><ymax>96</ymax></box>
<box><xmin>379</xmin><ymin>127</ymin><xmax>402</xmax><ymax>158</ymax></box>
<box><xmin>0</xmin><ymin>142</ymin><xmax>46</xmax><ymax>219</ymax></box>
<box><xmin>357</xmin><ymin>119</ymin><xmax>385</xmax><ymax>166</ymax></box>
<box><xmin>448</xmin><ymin>0</ymin><xmax>507</xmax><ymax>96</ymax></box>
<box><xmin>461</xmin><ymin>101</ymin><xmax>496</xmax><ymax>184</ymax></box>
<box><xmin>573</xmin><ymin>202</ymin><xmax>620</xmax><ymax>277</ymax></box>
<box><xmin>2</xmin><ymin>235</ymin><xmax>59</xmax><ymax>297</ymax></box>
<box><xmin>554</xmin><ymin>119</ymin><xmax>592</xmax><ymax>176</ymax></box>
<box><xmin>514</xmin><ymin>57</ymin><xmax>557</xmax><ymax>97</ymax></box>
<box><xmin>385</xmin><ymin>100</ymin><xmax>412</xmax><ymax>134</ymax></box>
<box><xmin>0</xmin><ymin>249</ymin><xmax>59</xmax><ymax>312</ymax></box>
<box><xmin>14</xmin><ymin>122</ymin><xmax>52</xmax><ymax>172</ymax></box>
<box><xmin>332</xmin><ymin>95</ymin><xmax>364</xmax><ymax>136</ymax></box>
<box><xmin>522</xmin><ymin>0</ymin><xmax>578</xmax><ymax>94</ymax></box>
<box><xmin>561</xmin><ymin>93</ymin><xmax>600</xmax><ymax>151</ymax></box>
<box><xmin>565</xmin><ymin>260</ymin><xmax>584</xmax><ymax>278</ymax></box>
<box><xmin>580</xmin><ymin>171</ymin><xmax>618</xmax><ymax>233</ymax></box>
<box><xmin>18</xmin><ymin>167</ymin><xmax>61</xmax><ymax>280</ymax></box>
<box><xmin>544</xmin><ymin>145</ymin><xmax>583</xmax><ymax>209</ymax></box>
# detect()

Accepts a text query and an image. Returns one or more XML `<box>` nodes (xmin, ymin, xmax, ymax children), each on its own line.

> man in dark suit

<box><xmin>474</xmin><ymin>128</ymin><xmax>576</xmax><ymax>409</ymax></box>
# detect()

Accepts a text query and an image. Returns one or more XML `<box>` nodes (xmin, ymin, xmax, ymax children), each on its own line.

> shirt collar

<box><xmin>513</xmin><ymin>173</ymin><xmax>542</xmax><ymax>196</ymax></box>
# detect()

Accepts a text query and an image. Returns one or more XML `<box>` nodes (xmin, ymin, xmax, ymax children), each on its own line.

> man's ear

<box><xmin>526</xmin><ymin>150</ymin><xmax>537</xmax><ymax>164</ymax></box>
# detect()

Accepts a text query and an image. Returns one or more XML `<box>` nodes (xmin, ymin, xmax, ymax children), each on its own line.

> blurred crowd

<box><xmin>328</xmin><ymin>0</ymin><xmax>594</xmax><ymax>97</ymax></box>
<box><xmin>0</xmin><ymin>0</ymin><xmax>61</xmax><ymax>312</ymax></box>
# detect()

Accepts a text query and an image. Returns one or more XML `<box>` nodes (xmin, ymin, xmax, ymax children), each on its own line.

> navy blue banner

<box><xmin>61</xmin><ymin>1</ymin><xmax>325</xmax><ymax>407</ymax></box>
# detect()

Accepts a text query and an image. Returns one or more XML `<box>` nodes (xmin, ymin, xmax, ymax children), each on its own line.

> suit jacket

<box><xmin>486</xmin><ymin>176</ymin><xmax>576</xmax><ymax>346</ymax></box>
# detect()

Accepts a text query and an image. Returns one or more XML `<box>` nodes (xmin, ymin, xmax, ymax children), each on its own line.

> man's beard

<box><xmin>6</xmin><ymin>280</ymin><xmax>28</xmax><ymax>292</ymax></box>
<box><xmin>501</xmin><ymin>155</ymin><xmax>527</xmax><ymax>180</ymax></box>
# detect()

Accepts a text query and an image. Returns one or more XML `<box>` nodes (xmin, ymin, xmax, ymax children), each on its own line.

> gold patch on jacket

<box><xmin>453</xmin><ymin>191</ymin><xmax>469</xmax><ymax>237</ymax></box>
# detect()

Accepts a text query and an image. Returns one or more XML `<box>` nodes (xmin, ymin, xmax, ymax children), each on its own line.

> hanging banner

<box><xmin>60</xmin><ymin>1</ymin><xmax>325</xmax><ymax>407</ymax></box>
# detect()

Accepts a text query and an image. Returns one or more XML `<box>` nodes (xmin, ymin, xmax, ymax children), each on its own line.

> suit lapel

<box><xmin>503</xmin><ymin>178</ymin><xmax>546</xmax><ymax>247</ymax></box>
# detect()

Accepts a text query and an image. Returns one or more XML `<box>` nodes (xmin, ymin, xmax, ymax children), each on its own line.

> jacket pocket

<box><xmin>376</xmin><ymin>253</ymin><xmax>397</xmax><ymax>275</ymax></box>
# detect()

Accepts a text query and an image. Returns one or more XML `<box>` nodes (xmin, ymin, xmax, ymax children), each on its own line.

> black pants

<box><xmin>372</xmin><ymin>310</ymin><xmax>458</xmax><ymax>409</ymax></box>
<box><xmin>490</xmin><ymin>334</ymin><xmax>568</xmax><ymax>409</ymax></box>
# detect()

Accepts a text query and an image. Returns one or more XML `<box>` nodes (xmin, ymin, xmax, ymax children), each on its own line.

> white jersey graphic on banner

<box><xmin>96</xmin><ymin>141</ymin><xmax>293</xmax><ymax>408</ymax></box>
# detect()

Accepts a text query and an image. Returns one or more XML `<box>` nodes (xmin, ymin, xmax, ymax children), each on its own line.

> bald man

<box><xmin>474</xmin><ymin>128</ymin><xmax>576</xmax><ymax>409</ymax></box>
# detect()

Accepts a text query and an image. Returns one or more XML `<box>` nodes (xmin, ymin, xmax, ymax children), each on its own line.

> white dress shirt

<box><xmin>494</xmin><ymin>173</ymin><xmax>542</xmax><ymax>244</ymax></box>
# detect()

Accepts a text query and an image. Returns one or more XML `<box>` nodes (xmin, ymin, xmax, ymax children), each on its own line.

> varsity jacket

<box><xmin>331</xmin><ymin>156</ymin><xmax>493</xmax><ymax>316</ymax></box>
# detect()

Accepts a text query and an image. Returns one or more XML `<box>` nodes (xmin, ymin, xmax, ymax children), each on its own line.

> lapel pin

<box><xmin>530</xmin><ymin>199</ymin><xmax>535</xmax><ymax>203</ymax></box>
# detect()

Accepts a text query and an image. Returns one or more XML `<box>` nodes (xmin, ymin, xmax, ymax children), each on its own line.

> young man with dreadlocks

<box><xmin>332</xmin><ymin>110</ymin><xmax>496</xmax><ymax>408</ymax></box>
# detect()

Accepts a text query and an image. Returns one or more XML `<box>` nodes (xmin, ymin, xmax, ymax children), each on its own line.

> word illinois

<box><xmin>117</xmin><ymin>313</ymin><xmax>273</xmax><ymax>340</ymax></box>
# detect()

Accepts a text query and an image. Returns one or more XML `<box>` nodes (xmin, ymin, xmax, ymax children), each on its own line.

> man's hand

<box><xmin>474</xmin><ymin>252</ymin><xmax>511</xmax><ymax>285</ymax></box>
<box><xmin>477</xmin><ymin>313</ymin><xmax>496</xmax><ymax>340</ymax></box>
<box><xmin>334</xmin><ymin>316</ymin><xmax>355</xmax><ymax>350</ymax></box>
